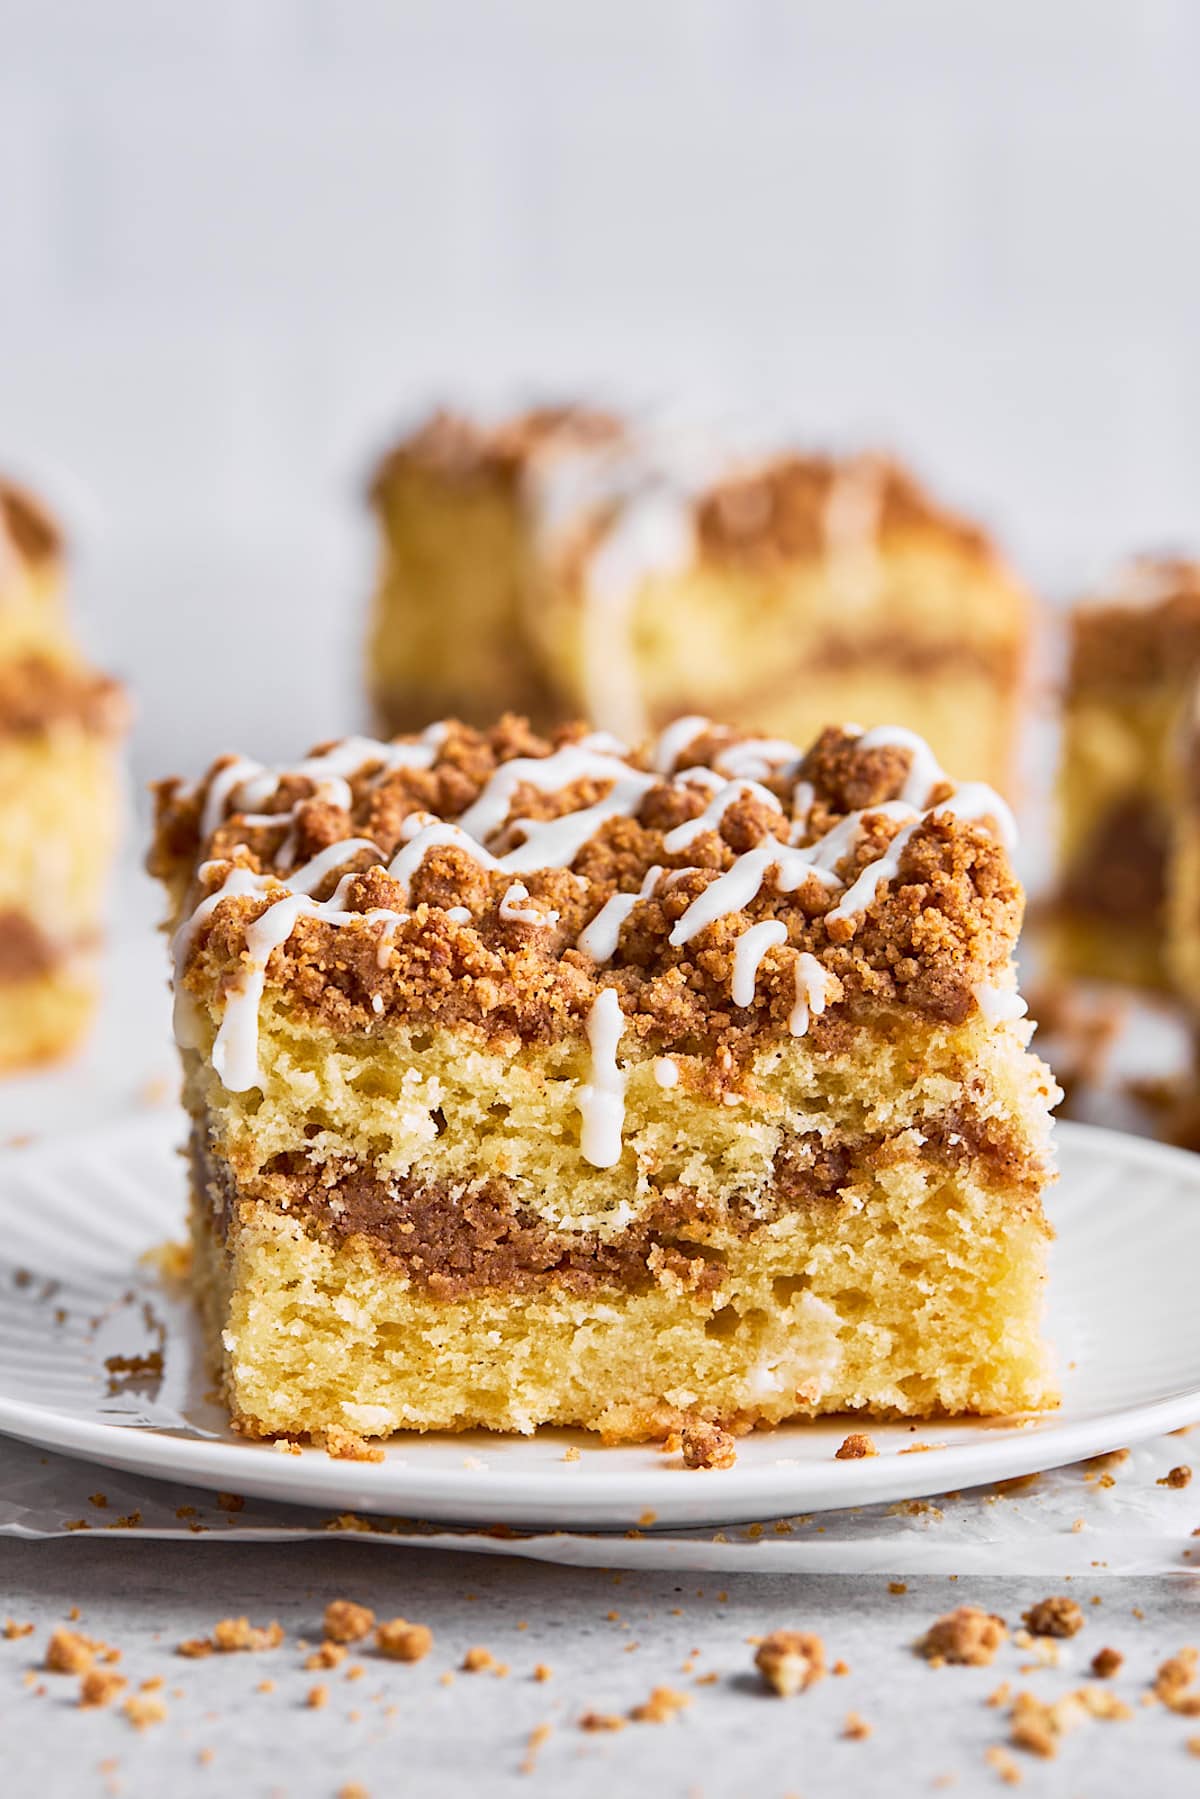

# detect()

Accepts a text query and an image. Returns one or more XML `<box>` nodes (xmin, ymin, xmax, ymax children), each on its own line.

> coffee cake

<box><xmin>152</xmin><ymin>715</ymin><xmax>1058</xmax><ymax>1443</ymax></box>
<box><xmin>367</xmin><ymin>409</ymin><xmax>1031</xmax><ymax>793</ymax></box>
<box><xmin>0</xmin><ymin>482</ymin><xmax>127</xmax><ymax>1069</ymax></box>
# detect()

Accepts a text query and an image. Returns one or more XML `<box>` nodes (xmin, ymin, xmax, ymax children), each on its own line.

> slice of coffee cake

<box><xmin>1056</xmin><ymin>557</ymin><xmax>1200</xmax><ymax>990</ymax></box>
<box><xmin>152</xmin><ymin>716</ymin><xmax>1058</xmax><ymax>1444</ymax></box>
<box><xmin>0</xmin><ymin>484</ymin><xmax>127</xmax><ymax>1069</ymax></box>
<box><xmin>367</xmin><ymin>409</ymin><xmax>1031</xmax><ymax>793</ymax></box>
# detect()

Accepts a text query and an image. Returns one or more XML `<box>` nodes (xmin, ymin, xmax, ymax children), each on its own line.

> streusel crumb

<box><xmin>1022</xmin><ymin>1597</ymin><xmax>1083</xmax><ymax>1640</ymax></box>
<box><xmin>45</xmin><ymin>1629</ymin><xmax>96</xmax><ymax>1674</ymax></box>
<box><xmin>918</xmin><ymin>1607</ymin><xmax>1006</xmax><ymax>1667</ymax></box>
<box><xmin>319</xmin><ymin>1428</ymin><xmax>385</xmax><ymax>1464</ymax></box>
<box><xmin>754</xmin><ymin>1629</ymin><xmax>826</xmax><ymax>1697</ymax></box>
<box><xmin>305</xmin><ymin>1642</ymin><xmax>347</xmax><ymax>1670</ymax></box>
<box><xmin>1155</xmin><ymin>1648</ymin><xmax>1200</xmax><ymax>1714</ymax></box>
<box><xmin>630</xmin><ymin>1686</ymin><xmax>690</xmax><ymax>1723</ymax></box>
<box><xmin>79</xmin><ymin>1669</ymin><xmax>127</xmax><ymax>1709</ymax></box>
<box><xmin>1159</xmin><ymin>1464</ymin><xmax>1192</xmax><ymax>1488</ymax></box>
<box><xmin>680</xmin><ymin>1421</ymin><xmax>737</xmax><ymax>1471</ymax></box>
<box><xmin>1090</xmin><ymin>1647</ymin><xmax>1123</xmax><ymax>1678</ymax></box>
<box><xmin>211</xmin><ymin>1617</ymin><xmax>284</xmax><ymax>1653</ymax></box>
<box><xmin>323</xmin><ymin>1600</ymin><xmax>375</xmax><ymax>1644</ymax></box>
<box><xmin>376</xmin><ymin>1620</ymin><xmax>432</xmax><ymax>1662</ymax></box>
<box><xmin>835</xmin><ymin>1432</ymin><xmax>877</xmax><ymax>1460</ymax></box>
<box><xmin>123</xmin><ymin>1693</ymin><xmax>167</xmax><ymax>1730</ymax></box>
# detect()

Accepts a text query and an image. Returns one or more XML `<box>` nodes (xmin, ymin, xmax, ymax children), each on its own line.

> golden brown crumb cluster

<box><xmin>154</xmin><ymin>716</ymin><xmax>1022</xmax><ymax>1052</ymax></box>
<box><xmin>0</xmin><ymin>656</ymin><xmax>128</xmax><ymax>739</ymax></box>
<box><xmin>918</xmin><ymin>1607</ymin><xmax>1007</xmax><ymax>1667</ymax></box>
<box><xmin>1022</xmin><ymin>1596</ymin><xmax>1083</xmax><ymax>1639</ymax></box>
<box><xmin>696</xmin><ymin>452</ymin><xmax>995</xmax><ymax>569</ymax></box>
<box><xmin>0</xmin><ymin>479</ymin><xmax>62</xmax><ymax>569</ymax></box>
<box><xmin>370</xmin><ymin>409</ymin><xmax>1001</xmax><ymax>573</ymax></box>
<box><xmin>369</xmin><ymin>406</ymin><xmax>623</xmax><ymax>498</ymax></box>
<box><xmin>1068</xmin><ymin>558</ymin><xmax>1200</xmax><ymax>693</ymax></box>
<box><xmin>754</xmin><ymin>1630</ymin><xmax>826</xmax><ymax>1696</ymax></box>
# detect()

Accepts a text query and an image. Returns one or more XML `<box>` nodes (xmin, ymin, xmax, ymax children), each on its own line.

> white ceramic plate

<box><xmin>0</xmin><ymin>1115</ymin><xmax>1197</xmax><ymax>1532</ymax></box>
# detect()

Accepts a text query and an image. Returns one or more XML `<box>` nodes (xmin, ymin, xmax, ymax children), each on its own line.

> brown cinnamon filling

<box><xmin>1061</xmin><ymin>797</ymin><xmax>1167</xmax><ymax>927</ymax></box>
<box><xmin>194</xmin><ymin>1111</ymin><xmax>1044</xmax><ymax>1299</ymax></box>
<box><xmin>0</xmin><ymin>911</ymin><xmax>62</xmax><ymax>982</ymax></box>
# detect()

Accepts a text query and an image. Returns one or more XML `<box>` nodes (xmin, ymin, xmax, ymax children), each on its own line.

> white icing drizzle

<box><xmin>576</xmin><ymin>988</ymin><xmax>627</xmax><ymax>1168</ymax></box>
<box><xmin>855</xmin><ymin>724</ymin><xmax>946</xmax><ymax>808</ymax></box>
<box><xmin>669</xmin><ymin>836</ymin><xmax>843</xmax><ymax>948</ymax></box>
<box><xmin>582</xmin><ymin>490</ymin><xmax>695</xmax><ymax>744</ymax></box>
<box><xmin>937</xmin><ymin>782</ymin><xmax>1018</xmax><ymax>851</ymax></box>
<box><xmin>662</xmin><ymin>779</ymin><xmax>784</xmax><ymax>854</ymax></box>
<box><xmin>653</xmin><ymin>714</ymin><xmax>711</xmax><ymax>775</ymax></box>
<box><xmin>197</xmin><ymin>726</ymin><xmax>448</xmax><ymax>859</ymax></box>
<box><xmin>825</xmin><ymin>819</ymin><xmax>921</xmax><ymax>924</ymax></box>
<box><xmin>375</xmin><ymin>915</ymin><xmax>400</xmax><ymax>968</ymax></box>
<box><xmin>791</xmin><ymin>780</ymin><xmax>815</xmax><ymax>829</ymax></box>
<box><xmin>200</xmin><ymin>757</ymin><xmax>263</xmax><ymax>840</ymax></box>
<box><xmin>577</xmin><ymin>865</ymin><xmax>663</xmax><ymax>964</ymax></box>
<box><xmin>175</xmin><ymin>717</ymin><xmax>1020</xmax><ymax>1105</ymax></box>
<box><xmin>822</xmin><ymin>453</ymin><xmax>886</xmax><ymax>609</ymax></box>
<box><xmin>673</xmin><ymin>764</ymin><xmax>726</xmax><ymax>795</ymax></box>
<box><xmin>730</xmin><ymin>920</ymin><xmax>788</xmax><ymax>1008</ymax></box>
<box><xmin>712</xmin><ymin>738</ymin><xmax>803</xmax><ymax>783</ymax></box>
<box><xmin>498</xmin><ymin>882</ymin><xmax>559</xmax><ymax>927</ymax></box>
<box><xmin>653</xmin><ymin>1055</ymin><xmax>679</xmax><ymax>1089</ymax></box>
<box><xmin>972</xmin><ymin>982</ymin><xmax>1029</xmax><ymax>1024</ymax></box>
<box><xmin>387</xmin><ymin>819</ymin><xmax>499</xmax><ymax>889</ymax></box>
<box><xmin>497</xmin><ymin>777</ymin><xmax>652</xmax><ymax>875</ymax></box>
<box><xmin>790</xmin><ymin>951</ymin><xmax>835</xmax><ymax>1037</ymax></box>
<box><xmin>456</xmin><ymin>744</ymin><xmax>655</xmax><ymax>844</ymax></box>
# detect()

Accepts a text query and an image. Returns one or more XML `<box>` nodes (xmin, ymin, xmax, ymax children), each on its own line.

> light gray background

<box><xmin>1</xmin><ymin>0</ymin><xmax>1198</xmax><ymax>782</ymax></box>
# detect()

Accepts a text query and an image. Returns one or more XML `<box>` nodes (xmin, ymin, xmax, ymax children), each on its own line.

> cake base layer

<box><xmin>193</xmin><ymin>1167</ymin><xmax>1055</xmax><ymax>1445</ymax></box>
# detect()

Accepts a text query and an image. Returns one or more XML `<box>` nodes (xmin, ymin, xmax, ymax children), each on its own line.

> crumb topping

<box><xmin>79</xmin><ymin>1668</ymin><xmax>126</xmax><ymax>1709</ymax></box>
<box><xmin>323</xmin><ymin>1600</ymin><xmax>374</xmax><ymax>1645</ymax></box>
<box><xmin>375</xmin><ymin>1619</ymin><xmax>432</xmax><ymax>1662</ymax></box>
<box><xmin>679</xmin><ymin>1420</ymin><xmax>738</xmax><ymax>1471</ymax></box>
<box><xmin>835</xmin><ymin>1431</ymin><xmax>878</xmax><ymax>1460</ymax></box>
<box><xmin>370</xmin><ymin>409</ymin><xmax>1003</xmax><ymax>575</ymax></box>
<box><xmin>0</xmin><ymin>656</ymin><xmax>128</xmax><ymax>739</ymax></box>
<box><xmin>918</xmin><ymin>1607</ymin><xmax>1007</xmax><ymax>1667</ymax></box>
<box><xmin>1069</xmin><ymin>556</ymin><xmax>1200</xmax><ymax>692</ymax></box>
<box><xmin>754</xmin><ymin>1629</ymin><xmax>826</xmax><ymax>1697</ymax></box>
<box><xmin>0</xmin><ymin>479</ymin><xmax>62</xmax><ymax>570</ymax></box>
<box><xmin>1022</xmin><ymin>1597</ymin><xmax>1083</xmax><ymax>1640</ymax></box>
<box><xmin>630</xmin><ymin>1685</ymin><xmax>691</xmax><ymax>1723</ymax></box>
<box><xmin>154</xmin><ymin>715</ymin><xmax>1023</xmax><ymax>1085</ymax></box>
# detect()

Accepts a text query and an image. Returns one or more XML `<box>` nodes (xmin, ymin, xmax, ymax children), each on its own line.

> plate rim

<box><xmin>1</xmin><ymin>1113</ymin><xmax>1198</xmax><ymax>1528</ymax></box>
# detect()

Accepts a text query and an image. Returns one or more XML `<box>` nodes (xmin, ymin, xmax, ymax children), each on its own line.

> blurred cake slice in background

<box><xmin>0</xmin><ymin>479</ymin><xmax>128</xmax><ymax>1070</ymax></box>
<box><xmin>1055</xmin><ymin>558</ymin><xmax>1200</xmax><ymax>991</ymax></box>
<box><xmin>367</xmin><ymin>408</ymin><xmax>1032</xmax><ymax>793</ymax></box>
<box><xmin>0</xmin><ymin>479</ymin><xmax>74</xmax><ymax>660</ymax></box>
